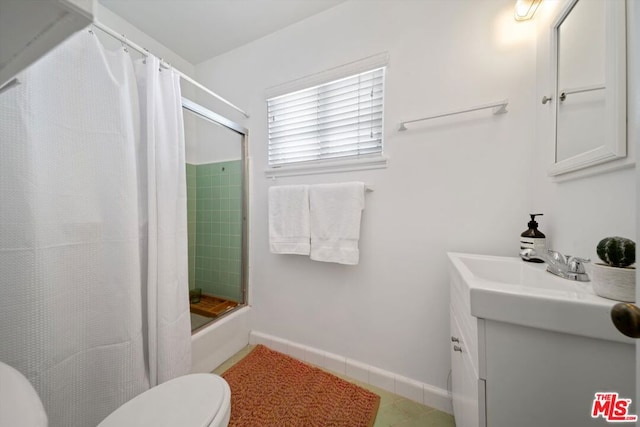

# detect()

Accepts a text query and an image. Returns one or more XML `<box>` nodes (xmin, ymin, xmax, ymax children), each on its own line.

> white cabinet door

<box><xmin>484</xmin><ymin>320</ymin><xmax>634</xmax><ymax>427</ymax></box>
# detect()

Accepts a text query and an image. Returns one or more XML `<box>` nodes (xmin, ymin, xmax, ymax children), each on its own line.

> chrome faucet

<box><xmin>519</xmin><ymin>248</ymin><xmax>590</xmax><ymax>282</ymax></box>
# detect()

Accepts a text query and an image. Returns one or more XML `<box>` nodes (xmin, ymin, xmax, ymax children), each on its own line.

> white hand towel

<box><xmin>268</xmin><ymin>185</ymin><xmax>310</xmax><ymax>255</ymax></box>
<box><xmin>309</xmin><ymin>182</ymin><xmax>365</xmax><ymax>265</ymax></box>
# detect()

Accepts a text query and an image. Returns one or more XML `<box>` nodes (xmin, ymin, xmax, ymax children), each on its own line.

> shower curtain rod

<box><xmin>92</xmin><ymin>21</ymin><xmax>250</xmax><ymax>118</ymax></box>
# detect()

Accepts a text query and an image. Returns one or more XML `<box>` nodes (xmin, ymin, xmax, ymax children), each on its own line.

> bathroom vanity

<box><xmin>448</xmin><ymin>252</ymin><xmax>635</xmax><ymax>427</ymax></box>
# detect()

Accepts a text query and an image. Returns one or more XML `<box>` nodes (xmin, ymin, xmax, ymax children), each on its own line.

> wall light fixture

<box><xmin>514</xmin><ymin>0</ymin><xmax>543</xmax><ymax>21</ymax></box>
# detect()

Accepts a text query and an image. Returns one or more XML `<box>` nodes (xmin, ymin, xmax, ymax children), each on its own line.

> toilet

<box><xmin>0</xmin><ymin>360</ymin><xmax>231</xmax><ymax>427</ymax></box>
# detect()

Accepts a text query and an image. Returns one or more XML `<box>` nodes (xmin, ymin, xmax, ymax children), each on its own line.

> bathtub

<box><xmin>190</xmin><ymin>306</ymin><xmax>251</xmax><ymax>373</ymax></box>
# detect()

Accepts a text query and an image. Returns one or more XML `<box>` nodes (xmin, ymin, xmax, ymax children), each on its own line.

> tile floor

<box><xmin>213</xmin><ymin>345</ymin><xmax>456</xmax><ymax>427</ymax></box>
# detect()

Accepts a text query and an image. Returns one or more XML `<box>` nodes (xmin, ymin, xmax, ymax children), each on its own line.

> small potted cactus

<box><xmin>591</xmin><ymin>236</ymin><xmax>636</xmax><ymax>302</ymax></box>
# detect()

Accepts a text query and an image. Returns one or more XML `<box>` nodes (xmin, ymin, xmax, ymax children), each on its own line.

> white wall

<box><xmin>195</xmin><ymin>0</ymin><xmax>537</xmax><ymax>391</ymax></box>
<box><xmin>531</xmin><ymin>0</ymin><xmax>636</xmax><ymax>261</ymax></box>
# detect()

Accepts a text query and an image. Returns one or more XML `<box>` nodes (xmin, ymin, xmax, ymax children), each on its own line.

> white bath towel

<box><xmin>309</xmin><ymin>182</ymin><xmax>365</xmax><ymax>265</ymax></box>
<box><xmin>268</xmin><ymin>185</ymin><xmax>311</xmax><ymax>255</ymax></box>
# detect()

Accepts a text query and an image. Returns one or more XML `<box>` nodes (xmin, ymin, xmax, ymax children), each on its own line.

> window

<box><xmin>267</xmin><ymin>67</ymin><xmax>385</xmax><ymax>167</ymax></box>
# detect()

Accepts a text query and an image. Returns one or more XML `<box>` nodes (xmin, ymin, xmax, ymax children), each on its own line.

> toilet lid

<box><xmin>98</xmin><ymin>374</ymin><xmax>230</xmax><ymax>427</ymax></box>
<box><xmin>0</xmin><ymin>361</ymin><xmax>48</xmax><ymax>427</ymax></box>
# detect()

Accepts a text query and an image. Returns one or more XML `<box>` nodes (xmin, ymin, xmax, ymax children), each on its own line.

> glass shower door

<box><xmin>183</xmin><ymin>101</ymin><xmax>247</xmax><ymax>331</ymax></box>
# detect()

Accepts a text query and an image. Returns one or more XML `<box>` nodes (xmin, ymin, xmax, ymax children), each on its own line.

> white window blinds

<box><xmin>267</xmin><ymin>67</ymin><xmax>385</xmax><ymax>167</ymax></box>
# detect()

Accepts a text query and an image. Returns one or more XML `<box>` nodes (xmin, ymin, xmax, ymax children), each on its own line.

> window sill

<box><xmin>264</xmin><ymin>156</ymin><xmax>388</xmax><ymax>179</ymax></box>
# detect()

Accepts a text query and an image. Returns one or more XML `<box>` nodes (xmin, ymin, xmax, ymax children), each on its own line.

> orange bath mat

<box><xmin>222</xmin><ymin>345</ymin><xmax>380</xmax><ymax>427</ymax></box>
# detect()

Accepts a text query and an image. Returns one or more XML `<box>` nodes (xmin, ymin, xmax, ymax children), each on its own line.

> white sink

<box><xmin>448</xmin><ymin>252</ymin><xmax>632</xmax><ymax>343</ymax></box>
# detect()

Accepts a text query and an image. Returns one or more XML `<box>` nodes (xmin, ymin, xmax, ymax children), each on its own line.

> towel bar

<box><xmin>398</xmin><ymin>99</ymin><xmax>509</xmax><ymax>131</ymax></box>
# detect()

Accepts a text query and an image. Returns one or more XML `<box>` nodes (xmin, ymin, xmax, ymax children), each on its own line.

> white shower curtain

<box><xmin>136</xmin><ymin>55</ymin><xmax>191</xmax><ymax>386</ymax></box>
<box><xmin>0</xmin><ymin>30</ymin><xmax>191</xmax><ymax>427</ymax></box>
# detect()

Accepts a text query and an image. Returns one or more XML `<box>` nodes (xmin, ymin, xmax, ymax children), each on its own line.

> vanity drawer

<box><xmin>450</xmin><ymin>268</ymin><xmax>479</xmax><ymax>375</ymax></box>
<box><xmin>450</xmin><ymin>303</ymin><xmax>479</xmax><ymax>377</ymax></box>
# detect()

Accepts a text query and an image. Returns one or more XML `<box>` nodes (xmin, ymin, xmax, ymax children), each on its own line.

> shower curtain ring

<box><xmin>120</xmin><ymin>35</ymin><xmax>129</xmax><ymax>53</ymax></box>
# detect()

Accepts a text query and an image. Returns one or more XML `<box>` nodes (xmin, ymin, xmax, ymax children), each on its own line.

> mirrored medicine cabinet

<box><xmin>547</xmin><ymin>0</ymin><xmax>627</xmax><ymax>176</ymax></box>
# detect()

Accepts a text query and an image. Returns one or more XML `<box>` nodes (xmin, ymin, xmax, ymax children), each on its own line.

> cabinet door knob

<box><xmin>611</xmin><ymin>303</ymin><xmax>640</xmax><ymax>338</ymax></box>
<box><xmin>451</xmin><ymin>336</ymin><xmax>460</xmax><ymax>343</ymax></box>
<box><xmin>453</xmin><ymin>345</ymin><xmax>463</xmax><ymax>352</ymax></box>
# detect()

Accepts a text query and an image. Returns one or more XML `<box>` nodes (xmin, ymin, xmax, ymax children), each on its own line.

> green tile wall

<box><xmin>188</xmin><ymin>160</ymin><xmax>243</xmax><ymax>302</ymax></box>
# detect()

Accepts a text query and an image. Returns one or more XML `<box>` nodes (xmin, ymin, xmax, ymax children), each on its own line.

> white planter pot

<box><xmin>591</xmin><ymin>263</ymin><xmax>636</xmax><ymax>302</ymax></box>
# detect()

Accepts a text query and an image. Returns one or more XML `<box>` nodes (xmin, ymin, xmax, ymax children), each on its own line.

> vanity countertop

<box><xmin>448</xmin><ymin>252</ymin><xmax>633</xmax><ymax>344</ymax></box>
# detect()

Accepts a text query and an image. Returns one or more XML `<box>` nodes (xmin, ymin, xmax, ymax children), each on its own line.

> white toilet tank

<box><xmin>0</xmin><ymin>361</ymin><xmax>48</xmax><ymax>427</ymax></box>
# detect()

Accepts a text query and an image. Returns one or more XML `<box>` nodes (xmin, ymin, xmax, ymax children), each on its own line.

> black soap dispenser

<box><xmin>520</xmin><ymin>214</ymin><xmax>546</xmax><ymax>263</ymax></box>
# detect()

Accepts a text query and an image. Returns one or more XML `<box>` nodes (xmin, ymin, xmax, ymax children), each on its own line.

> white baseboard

<box><xmin>249</xmin><ymin>330</ymin><xmax>453</xmax><ymax>414</ymax></box>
